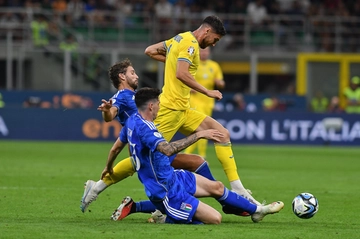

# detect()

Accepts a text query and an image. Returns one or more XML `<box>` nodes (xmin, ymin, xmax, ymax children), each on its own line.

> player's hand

<box><xmin>198</xmin><ymin>129</ymin><xmax>224</xmax><ymax>142</ymax></box>
<box><xmin>101</xmin><ymin>166</ymin><xmax>113</xmax><ymax>180</ymax></box>
<box><xmin>206</xmin><ymin>90</ymin><xmax>222</xmax><ymax>100</ymax></box>
<box><xmin>97</xmin><ymin>99</ymin><xmax>112</xmax><ymax>112</ymax></box>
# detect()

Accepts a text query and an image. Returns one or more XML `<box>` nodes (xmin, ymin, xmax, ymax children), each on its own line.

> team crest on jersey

<box><xmin>187</xmin><ymin>46</ymin><xmax>195</xmax><ymax>56</ymax></box>
<box><xmin>153</xmin><ymin>132</ymin><xmax>162</xmax><ymax>138</ymax></box>
<box><xmin>132</xmin><ymin>95</ymin><xmax>135</xmax><ymax>100</ymax></box>
<box><xmin>180</xmin><ymin>202</ymin><xmax>192</xmax><ymax>211</ymax></box>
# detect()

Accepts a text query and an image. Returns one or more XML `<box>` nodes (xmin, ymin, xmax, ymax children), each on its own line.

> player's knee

<box><xmin>218</xmin><ymin>127</ymin><xmax>230</xmax><ymax>141</ymax></box>
<box><xmin>195</xmin><ymin>154</ymin><xmax>206</xmax><ymax>163</ymax></box>
<box><xmin>211</xmin><ymin>211</ymin><xmax>222</xmax><ymax>224</ymax></box>
<box><xmin>212</xmin><ymin>181</ymin><xmax>225</xmax><ymax>197</ymax></box>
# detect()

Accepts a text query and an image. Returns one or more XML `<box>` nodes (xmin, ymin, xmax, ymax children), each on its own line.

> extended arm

<box><xmin>177</xmin><ymin>61</ymin><xmax>223</xmax><ymax>100</ymax></box>
<box><xmin>157</xmin><ymin>129</ymin><xmax>224</xmax><ymax>156</ymax></box>
<box><xmin>144</xmin><ymin>42</ymin><xmax>166</xmax><ymax>63</ymax></box>
<box><xmin>97</xmin><ymin>99</ymin><xmax>118</xmax><ymax>122</ymax></box>
<box><xmin>101</xmin><ymin>138</ymin><xmax>127</xmax><ymax>179</ymax></box>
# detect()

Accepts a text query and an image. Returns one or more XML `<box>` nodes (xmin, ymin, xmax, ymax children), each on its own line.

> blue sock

<box><xmin>195</xmin><ymin>161</ymin><xmax>216</xmax><ymax>181</ymax></box>
<box><xmin>135</xmin><ymin>200</ymin><xmax>157</xmax><ymax>213</ymax></box>
<box><xmin>217</xmin><ymin>188</ymin><xmax>257</xmax><ymax>214</ymax></box>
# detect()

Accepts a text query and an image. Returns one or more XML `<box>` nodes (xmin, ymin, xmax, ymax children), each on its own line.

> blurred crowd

<box><xmin>1</xmin><ymin>0</ymin><xmax>360</xmax><ymax>52</ymax></box>
<box><xmin>0</xmin><ymin>0</ymin><xmax>359</xmax><ymax>17</ymax></box>
<box><xmin>0</xmin><ymin>0</ymin><xmax>359</xmax><ymax>54</ymax></box>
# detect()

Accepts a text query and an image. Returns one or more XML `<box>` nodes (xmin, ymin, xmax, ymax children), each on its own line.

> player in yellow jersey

<box><xmin>145</xmin><ymin>15</ymin><xmax>261</xmax><ymax>205</ymax></box>
<box><xmin>184</xmin><ymin>47</ymin><xmax>225</xmax><ymax>158</ymax></box>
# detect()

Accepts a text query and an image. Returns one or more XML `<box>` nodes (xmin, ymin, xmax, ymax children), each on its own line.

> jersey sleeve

<box><xmin>164</xmin><ymin>38</ymin><xmax>172</xmax><ymax>51</ymax></box>
<box><xmin>178</xmin><ymin>38</ymin><xmax>198</xmax><ymax>65</ymax></box>
<box><xmin>111</xmin><ymin>98</ymin><xmax>122</xmax><ymax>115</ymax></box>
<box><xmin>140</xmin><ymin>123</ymin><xmax>166</xmax><ymax>152</ymax></box>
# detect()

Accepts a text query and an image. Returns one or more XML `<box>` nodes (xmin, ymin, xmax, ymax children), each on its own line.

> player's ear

<box><xmin>118</xmin><ymin>73</ymin><xmax>125</xmax><ymax>81</ymax></box>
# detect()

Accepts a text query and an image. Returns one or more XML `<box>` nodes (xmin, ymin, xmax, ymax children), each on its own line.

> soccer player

<box><xmin>144</xmin><ymin>15</ymin><xmax>260</xmax><ymax>204</ymax></box>
<box><xmin>106</xmin><ymin>87</ymin><xmax>284</xmax><ymax>224</ymax></box>
<box><xmin>183</xmin><ymin>47</ymin><xmax>225</xmax><ymax>159</ymax></box>
<box><xmin>81</xmin><ymin>59</ymin><xmax>215</xmax><ymax>213</ymax></box>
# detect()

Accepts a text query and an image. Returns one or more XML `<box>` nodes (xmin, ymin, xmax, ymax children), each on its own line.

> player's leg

<box><xmin>171</xmin><ymin>153</ymin><xmax>215</xmax><ymax>181</ymax></box>
<box><xmin>81</xmin><ymin>157</ymin><xmax>135</xmax><ymax>213</ymax></box>
<box><xmin>196</xmin><ymin>138</ymin><xmax>208</xmax><ymax>158</ymax></box>
<box><xmin>193</xmin><ymin>201</ymin><xmax>222</xmax><ymax>224</ymax></box>
<box><xmin>110</xmin><ymin>154</ymin><xmax>216</xmax><ymax>220</ymax></box>
<box><xmin>111</xmin><ymin>196</ymin><xmax>158</xmax><ymax>221</ymax></box>
<box><xmin>193</xmin><ymin>174</ymin><xmax>284</xmax><ymax>222</ymax></box>
<box><xmin>193</xmin><ymin>174</ymin><xmax>257</xmax><ymax>213</ymax></box>
<box><xmin>181</xmin><ymin>109</ymin><xmax>261</xmax><ymax>205</ymax></box>
<box><xmin>155</xmin><ymin>172</ymin><xmax>220</xmax><ymax>225</ymax></box>
<box><xmin>184</xmin><ymin>98</ymin><xmax>202</xmax><ymax>155</ymax></box>
<box><xmin>154</xmin><ymin>107</ymin><xmax>215</xmax><ymax>180</ymax></box>
<box><xmin>196</xmin><ymin>105</ymin><xmax>213</xmax><ymax>159</ymax></box>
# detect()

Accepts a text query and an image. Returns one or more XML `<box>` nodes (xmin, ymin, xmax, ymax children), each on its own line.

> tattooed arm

<box><xmin>144</xmin><ymin>42</ymin><xmax>166</xmax><ymax>63</ymax></box>
<box><xmin>157</xmin><ymin>129</ymin><xmax>224</xmax><ymax>156</ymax></box>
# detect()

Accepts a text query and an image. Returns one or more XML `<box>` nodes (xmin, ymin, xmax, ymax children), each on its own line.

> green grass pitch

<box><xmin>1</xmin><ymin>140</ymin><xmax>359</xmax><ymax>239</ymax></box>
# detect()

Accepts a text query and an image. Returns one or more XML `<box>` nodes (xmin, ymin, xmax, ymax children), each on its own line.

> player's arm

<box><xmin>215</xmin><ymin>79</ymin><xmax>225</xmax><ymax>89</ymax></box>
<box><xmin>97</xmin><ymin>99</ymin><xmax>118</xmax><ymax>122</ymax></box>
<box><xmin>101</xmin><ymin>137</ymin><xmax>127</xmax><ymax>179</ymax></box>
<box><xmin>177</xmin><ymin>61</ymin><xmax>223</xmax><ymax>100</ymax></box>
<box><xmin>157</xmin><ymin>129</ymin><xmax>224</xmax><ymax>156</ymax></box>
<box><xmin>144</xmin><ymin>42</ymin><xmax>166</xmax><ymax>63</ymax></box>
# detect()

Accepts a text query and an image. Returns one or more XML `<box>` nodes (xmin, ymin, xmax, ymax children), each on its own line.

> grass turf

<box><xmin>0</xmin><ymin>140</ymin><xmax>359</xmax><ymax>239</ymax></box>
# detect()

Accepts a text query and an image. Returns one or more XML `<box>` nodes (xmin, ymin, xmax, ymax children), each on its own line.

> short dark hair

<box><xmin>108</xmin><ymin>58</ymin><xmax>132</xmax><ymax>89</ymax></box>
<box><xmin>135</xmin><ymin>88</ymin><xmax>161</xmax><ymax>110</ymax></box>
<box><xmin>203</xmin><ymin>15</ymin><xmax>226</xmax><ymax>36</ymax></box>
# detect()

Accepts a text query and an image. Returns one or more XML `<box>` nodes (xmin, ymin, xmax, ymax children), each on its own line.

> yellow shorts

<box><xmin>190</xmin><ymin>97</ymin><xmax>214</xmax><ymax>116</ymax></box>
<box><xmin>154</xmin><ymin>104</ymin><xmax>207</xmax><ymax>141</ymax></box>
<box><xmin>191</xmin><ymin>104</ymin><xmax>213</xmax><ymax>116</ymax></box>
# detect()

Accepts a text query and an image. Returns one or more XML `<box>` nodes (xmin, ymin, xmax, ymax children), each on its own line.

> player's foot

<box><xmin>251</xmin><ymin>201</ymin><xmax>284</xmax><ymax>223</ymax></box>
<box><xmin>80</xmin><ymin>180</ymin><xmax>98</xmax><ymax>213</ymax></box>
<box><xmin>110</xmin><ymin>196</ymin><xmax>134</xmax><ymax>221</ymax></box>
<box><xmin>147</xmin><ymin>210</ymin><xmax>166</xmax><ymax>223</ymax></box>
<box><xmin>222</xmin><ymin>205</ymin><xmax>250</xmax><ymax>217</ymax></box>
<box><xmin>233</xmin><ymin>188</ymin><xmax>262</xmax><ymax>206</ymax></box>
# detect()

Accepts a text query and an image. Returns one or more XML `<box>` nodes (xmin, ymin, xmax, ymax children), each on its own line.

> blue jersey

<box><xmin>120</xmin><ymin>113</ymin><xmax>176</xmax><ymax>201</ymax></box>
<box><xmin>111</xmin><ymin>89</ymin><xmax>137</xmax><ymax>126</ymax></box>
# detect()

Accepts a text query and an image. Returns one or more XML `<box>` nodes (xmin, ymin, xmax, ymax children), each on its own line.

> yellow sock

<box><xmin>184</xmin><ymin>142</ymin><xmax>197</xmax><ymax>154</ymax></box>
<box><xmin>102</xmin><ymin>157</ymin><xmax>135</xmax><ymax>186</ymax></box>
<box><xmin>198</xmin><ymin>139</ymin><xmax>207</xmax><ymax>158</ymax></box>
<box><xmin>214</xmin><ymin>143</ymin><xmax>239</xmax><ymax>182</ymax></box>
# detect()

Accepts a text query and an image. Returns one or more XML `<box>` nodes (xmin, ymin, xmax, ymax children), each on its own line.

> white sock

<box><xmin>231</xmin><ymin>180</ymin><xmax>262</xmax><ymax>206</ymax></box>
<box><xmin>230</xmin><ymin>179</ymin><xmax>246</xmax><ymax>192</ymax></box>
<box><xmin>94</xmin><ymin>180</ymin><xmax>108</xmax><ymax>194</ymax></box>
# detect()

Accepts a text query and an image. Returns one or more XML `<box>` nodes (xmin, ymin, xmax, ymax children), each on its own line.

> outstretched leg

<box><xmin>193</xmin><ymin>174</ymin><xmax>284</xmax><ymax>222</ymax></box>
<box><xmin>196</xmin><ymin>116</ymin><xmax>261</xmax><ymax>205</ymax></box>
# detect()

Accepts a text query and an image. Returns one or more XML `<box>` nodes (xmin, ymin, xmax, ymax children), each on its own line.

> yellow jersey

<box><xmin>160</xmin><ymin>31</ymin><xmax>200</xmax><ymax>111</ymax></box>
<box><xmin>190</xmin><ymin>59</ymin><xmax>223</xmax><ymax>110</ymax></box>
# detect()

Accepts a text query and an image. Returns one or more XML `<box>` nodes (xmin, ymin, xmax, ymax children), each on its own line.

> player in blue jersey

<box><xmin>81</xmin><ymin>59</ymin><xmax>215</xmax><ymax>213</ymax></box>
<box><xmin>105</xmin><ymin>87</ymin><xmax>284</xmax><ymax>224</ymax></box>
